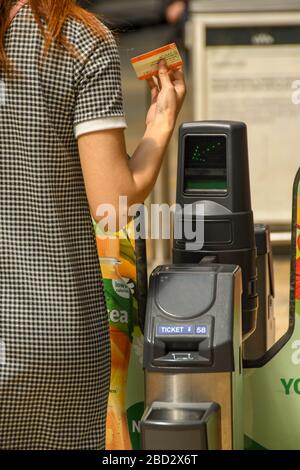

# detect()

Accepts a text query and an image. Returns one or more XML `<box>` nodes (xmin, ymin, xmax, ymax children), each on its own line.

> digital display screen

<box><xmin>184</xmin><ymin>135</ymin><xmax>227</xmax><ymax>192</ymax></box>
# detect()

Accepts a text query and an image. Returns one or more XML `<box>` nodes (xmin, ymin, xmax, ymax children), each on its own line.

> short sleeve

<box><xmin>73</xmin><ymin>29</ymin><xmax>127</xmax><ymax>138</ymax></box>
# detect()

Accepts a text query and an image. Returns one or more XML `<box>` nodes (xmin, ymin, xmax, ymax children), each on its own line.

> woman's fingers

<box><xmin>172</xmin><ymin>68</ymin><xmax>186</xmax><ymax>98</ymax></box>
<box><xmin>148</xmin><ymin>61</ymin><xmax>186</xmax><ymax>111</ymax></box>
<box><xmin>147</xmin><ymin>77</ymin><xmax>159</xmax><ymax>101</ymax></box>
<box><xmin>172</xmin><ymin>68</ymin><xmax>185</xmax><ymax>84</ymax></box>
<box><xmin>146</xmin><ymin>76</ymin><xmax>156</xmax><ymax>90</ymax></box>
<box><xmin>166</xmin><ymin>67</ymin><xmax>186</xmax><ymax>93</ymax></box>
<box><xmin>158</xmin><ymin>59</ymin><xmax>173</xmax><ymax>88</ymax></box>
<box><xmin>153</xmin><ymin>75</ymin><xmax>161</xmax><ymax>91</ymax></box>
<box><xmin>168</xmin><ymin>69</ymin><xmax>175</xmax><ymax>81</ymax></box>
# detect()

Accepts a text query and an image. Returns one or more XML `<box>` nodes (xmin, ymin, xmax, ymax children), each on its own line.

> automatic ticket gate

<box><xmin>141</xmin><ymin>121</ymin><xmax>276</xmax><ymax>449</ymax></box>
<box><xmin>141</xmin><ymin>264</ymin><xmax>243</xmax><ymax>450</ymax></box>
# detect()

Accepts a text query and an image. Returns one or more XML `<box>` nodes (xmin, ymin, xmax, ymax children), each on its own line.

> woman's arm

<box><xmin>78</xmin><ymin>60</ymin><xmax>186</xmax><ymax>226</ymax></box>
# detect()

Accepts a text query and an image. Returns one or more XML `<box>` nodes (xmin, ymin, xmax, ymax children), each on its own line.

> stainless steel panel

<box><xmin>145</xmin><ymin>371</ymin><xmax>233</xmax><ymax>449</ymax></box>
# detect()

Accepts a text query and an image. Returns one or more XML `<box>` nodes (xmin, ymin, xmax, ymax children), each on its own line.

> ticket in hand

<box><xmin>130</xmin><ymin>43</ymin><xmax>183</xmax><ymax>80</ymax></box>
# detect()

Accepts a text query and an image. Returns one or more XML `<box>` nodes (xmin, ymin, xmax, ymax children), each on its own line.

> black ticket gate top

<box><xmin>144</xmin><ymin>264</ymin><xmax>242</xmax><ymax>374</ymax></box>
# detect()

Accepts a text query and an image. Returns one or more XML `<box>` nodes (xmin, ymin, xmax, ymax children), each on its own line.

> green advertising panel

<box><xmin>244</xmin><ymin>171</ymin><xmax>300</xmax><ymax>450</ymax></box>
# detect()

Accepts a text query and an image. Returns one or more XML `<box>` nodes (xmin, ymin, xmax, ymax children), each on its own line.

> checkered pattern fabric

<box><xmin>0</xmin><ymin>5</ymin><xmax>125</xmax><ymax>450</ymax></box>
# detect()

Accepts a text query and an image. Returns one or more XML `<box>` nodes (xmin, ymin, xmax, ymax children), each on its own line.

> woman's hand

<box><xmin>145</xmin><ymin>60</ymin><xmax>186</xmax><ymax>133</ymax></box>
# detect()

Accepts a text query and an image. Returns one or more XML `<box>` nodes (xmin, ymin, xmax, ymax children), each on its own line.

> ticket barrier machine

<box><xmin>141</xmin><ymin>121</ymin><xmax>275</xmax><ymax>449</ymax></box>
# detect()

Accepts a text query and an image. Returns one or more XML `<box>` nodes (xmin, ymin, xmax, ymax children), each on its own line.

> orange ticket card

<box><xmin>130</xmin><ymin>43</ymin><xmax>183</xmax><ymax>80</ymax></box>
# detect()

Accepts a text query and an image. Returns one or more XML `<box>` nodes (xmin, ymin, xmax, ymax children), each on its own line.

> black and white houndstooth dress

<box><xmin>0</xmin><ymin>5</ymin><xmax>126</xmax><ymax>450</ymax></box>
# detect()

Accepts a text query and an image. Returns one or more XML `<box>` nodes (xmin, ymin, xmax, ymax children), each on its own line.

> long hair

<box><xmin>0</xmin><ymin>0</ymin><xmax>106</xmax><ymax>73</ymax></box>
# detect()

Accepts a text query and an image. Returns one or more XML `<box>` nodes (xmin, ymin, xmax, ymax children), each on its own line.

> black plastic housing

<box><xmin>173</xmin><ymin>121</ymin><xmax>258</xmax><ymax>337</ymax></box>
<box><xmin>143</xmin><ymin>264</ymin><xmax>242</xmax><ymax>373</ymax></box>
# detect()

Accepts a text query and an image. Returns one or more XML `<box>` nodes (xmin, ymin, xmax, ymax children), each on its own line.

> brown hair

<box><xmin>0</xmin><ymin>0</ymin><xmax>106</xmax><ymax>73</ymax></box>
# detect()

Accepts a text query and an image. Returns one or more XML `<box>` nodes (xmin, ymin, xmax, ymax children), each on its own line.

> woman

<box><xmin>0</xmin><ymin>0</ymin><xmax>186</xmax><ymax>450</ymax></box>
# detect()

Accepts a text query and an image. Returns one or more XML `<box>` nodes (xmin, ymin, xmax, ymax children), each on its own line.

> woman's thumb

<box><xmin>158</xmin><ymin>59</ymin><xmax>171</xmax><ymax>86</ymax></box>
